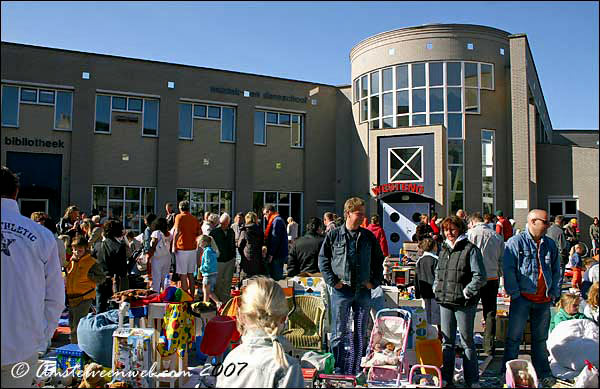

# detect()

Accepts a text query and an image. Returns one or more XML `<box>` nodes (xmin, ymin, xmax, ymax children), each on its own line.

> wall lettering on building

<box><xmin>371</xmin><ymin>183</ymin><xmax>425</xmax><ymax>196</ymax></box>
<box><xmin>210</xmin><ymin>86</ymin><xmax>307</xmax><ymax>104</ymax></box>
<box><xmin>4</xmin><ymin>137</ymin><xmax>65</xmax><ymax>148</ymax></box>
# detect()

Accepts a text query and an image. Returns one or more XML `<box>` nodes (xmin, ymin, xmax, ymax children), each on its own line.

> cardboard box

<box><xmin>112</xmin><ymin>328</ymin><xmax>155</xmax><ymax>388</ymax></box>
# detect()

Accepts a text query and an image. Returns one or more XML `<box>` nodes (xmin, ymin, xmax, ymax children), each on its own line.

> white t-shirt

<box><xmin>151</xmin><ymin>230</ymin><xmax>172</xmax><ymax>258</ymax></box>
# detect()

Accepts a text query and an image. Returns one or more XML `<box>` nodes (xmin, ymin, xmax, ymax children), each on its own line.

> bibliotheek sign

<box><xmin>4</xmin><ymin>137</ymin><xmax>65</xmax><ymax>148</ymax></box>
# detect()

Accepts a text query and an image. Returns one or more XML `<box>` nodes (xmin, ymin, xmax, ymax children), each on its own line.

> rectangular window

<box><xmin>39</xmin><ymin>90</ymin><xmax>55</xmax><ymax>104</ymax></box>
<box><xmin>382</xmin><ymin>68</ymin><xmax>393</xmax><ymax>92</ymax></box>
<box><xmin>360</xmin><ymin>75</ymin><xmax>368</xmax><ymax>98</ymax></box>
<box><xmin>291</xmin><ymin>114</ymin><xmax>303</xmax><ymax>148</ymax></box>
<box><xmin>253</xmin><ymin>191</ymin><xmax>303</xmax><ymax>232</ymax></box>
<box><xmin>54</xmin><ymin>91</ymin><xmax>72</xmax><ymax>130</ymax></box>
<box><xmin>361</xmin><ymin>99</ymin><xmax>368</xmax><ymax>122</ymax></box>
<box><xmin>447</xmin><ymin>87</ymin><xmax>462</xmax><ymax>112</ymax></box>
<box><xmin>128</xmin><ymin>98</ymin><xmax>143</xmax><ymax>112</ymax></box>
<box><xmin>178</xmin><ymin>103</ymin><xmax>193</xmax><ymax>139</ymax></box>
<box><xmin>354</xmin><ymin>79</ymin><xmax>359</xmax><ymax>102</ymax></box>
<box><xmin>412</xmin><ymin>63</ymin><xmax>425</xmax><ymax>87</ymax></box>
<box><xmin>412</xmin><ymin>114</ymin><xmax>426</xmax><ymax>126</ymax></box>
<box><xmin>429</xmin><ymin>62</ymin><xmax>443</xmax><ymax>86</ymax></box>
<box><xmin>95</xmin><ymin>95</ymin><xmax>111</xmax><ymax>133</ymax></box>
<box><xmin>447</xmin><ymin>113</ymin><xmax>462</xmax><ymax>138</ymax></box>
<box><xmin>396</xmin><ymin>64</ymin><xmax>408</xmax><ymax>89</ymax></box>
<box><xmin>221</xmin><ymin>106</ymin><xmax>235</xmax><ymax>142</ymax></box>
<box><xmin>482</xmin><ymin>129</ymin><xmax>495</xmax><ymax>214</ymax></box>
<box><xmin>370</xmin><ymin>71</ymin><xmax>379</xmax><ymax>95</ymax></box>
<box><xmin>396</xmin><ymin>90</ymin><xmax>409</xmax><ymax>114</ymax></box>
<box><xmin>143</xmin><ymin>99</ymin><xmax>159</xmax><ymax>136</ymax></box>
<box><xmin>412</xmin><ymin>89</ymin><xmax>426</xmax><ymax>113</ymax></box>
<box><xmin>449</xmin><ymin>191</ymin><xmax>464</xmax><ymax>214</ymax></box>
<box><xmin>548</xmin><ymin>198</ymin><xmax>578</xmax><ymax>218</ymax></box>
<box><xmin>383</xmin><ymin>117</ymin><xmax>394</xmax><ymax>128</ymax></box>
<box><xmin>447</xmin><ymin>62</ymin><xmax>461</xmax><ymax>86</ymax></box>
<box><xmin>266</xmin><ymin>112</ymin><xmax>278</xmax><ymax>124</ymax></box>
<box><xmin>1</xmin><ymin>85</ymin><xmax>19</xmax><ymax>126</ymax></box>
<box><xmin>254</xmin><ymin>111</ymin><xmax>266</xmax><ymax>145</ymax></box>
<box><xmin>465</xmin><ymin>88</ymin><xmax>479</xmax><ymax>113</ymax></box>
<box><xmin>397</xmin><ymin>115</ymin><xmax>409</xmax><ymax>127</ymax></box>
<box><xmin>449</xmin><ymin>166</ymin><xmax>463</xmax><ymax>191</ymax></box>
<box><xmin>430</xmin><ymin>113</ymin><xmax>444</xmax><ymax>125</ymax></box>
<box><xmin>382</xmin><ymin>92</ymin><xmax>393</xmax><ymax>117</ymax></box>
<box><xmin>465</xmin><ymin>62</ymin><xmax>478</xmax><ymax>87</ymax></box>
<box><xmin>92</xmin><ymin>185</ymin><xmax>155</xmax><ymax>234</ymax></box>
<box><xmin>193</xmin><ymin>104</ymin><xmax>207</xmax><ymax>118</ymax></box>
<box><xmin>278</xmin><ymin>113</ymin><xmax>290</xmax><ymax>125</ymax></box>
<box><xmin>20</xmin><ymin>88</ymin><xmax>38</xmax><ymax>102</ymax></box>
<box><xmin>429</xmin><ymin>87</ymin><xmax>444</xmax><ymax>112</ymax></box>
<box><xmin>481</xmin><ymin>64</ymin><xmax>494</xmax><ymax>89</ymax></box>
<box><xmin>112</xmin><ymin>96</ymin><xmax>127</xmax><ymax>110</ymax></box>
<box><xmin>177</xmin><ymin>188</ymin><xmax>232</xmax><ymax>218</ymax></box>
<box><xmin>448</xmin><ymin>139</ymin><xmax>464</xmax><ymax>164</ymax></box>
<box><xmin>207</xmin><ymin>106</ymin><xmax>221</xmax><ymax>119</ymax></box>
<box><xmin>370</xmin><ymin>95</ymin><xmax>379</xmax><ymax>119</ymax></box>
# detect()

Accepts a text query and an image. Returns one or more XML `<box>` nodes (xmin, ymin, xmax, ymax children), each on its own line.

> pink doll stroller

<box><xmin>505</xmin><ymin>359</ymin><xmax>539</xmax><ymax>388</ymax></box>
<box><xmin>361</xmin><ymin>308</ymin><xmax>412</xmax><ymax>386</ymax></box>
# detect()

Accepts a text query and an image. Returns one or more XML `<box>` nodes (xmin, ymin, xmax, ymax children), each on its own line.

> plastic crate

<box><xmin>56</xmin><ymin>344</ymin><xmax>87</xmax><ymax>376</ymax></box>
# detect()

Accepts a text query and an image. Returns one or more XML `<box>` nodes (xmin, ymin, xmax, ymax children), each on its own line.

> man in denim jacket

<box><xmin>318</xmin><ymin>197</ymin><xmax>384</xmax><ymax>375</ymax></box>
<box><xmin>502</xmin><ymin>209</ymin><xmax>560</xmax><ymax>387</ymax></box>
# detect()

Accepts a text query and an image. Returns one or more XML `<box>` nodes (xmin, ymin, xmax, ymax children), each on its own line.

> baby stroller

<box><xmin>505</xmin><ymin>359</ymin><xmax>538</xmax><ymax>388</ymax></box>
<box><xmin>361</xmin><ymin>308</ymin><xmax>412</xmax><ymax>386</ymax></box>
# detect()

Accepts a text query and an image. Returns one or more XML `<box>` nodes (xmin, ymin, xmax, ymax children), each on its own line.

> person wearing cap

<box><xmin>495</xmin><ymin>210</ymin><xmax>513</xmax><ymax>242</ymax></box>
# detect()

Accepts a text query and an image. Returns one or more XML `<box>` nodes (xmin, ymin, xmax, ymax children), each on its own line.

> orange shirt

<box><xmin>174</xmin><ymin>212</ymin><xmax>200</xmax><ymax>250</ymax></box>
<box><xmin>521</xmin><ymin>241</ymin><xmax>551</xmax><ymax>303</ymax></box>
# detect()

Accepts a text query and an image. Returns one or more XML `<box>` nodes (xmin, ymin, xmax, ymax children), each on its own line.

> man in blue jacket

<box><xmin>263</xmin><ymin>205</ymin><xmax>288</xmax><ymax>281</ymax></box>
<box><xmin>502</xmin><ymin>209</ymin><xmax>560</xmax><ymax>388</ymax></box>
<box><xmin>318</xmin><ymin>197</ymin><xmax>384</xmax><ymax>375</ymax></box>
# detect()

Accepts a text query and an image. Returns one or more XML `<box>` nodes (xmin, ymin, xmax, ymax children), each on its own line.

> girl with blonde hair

<box><xmin>216</xmin><ymin>276</ymin><xmax>303</xmax><ymax>388</ymax></box>
<box><xmin>549</xmin><ymin>293</ymin><xmax>586</xmax><ymax>332</ymax></box>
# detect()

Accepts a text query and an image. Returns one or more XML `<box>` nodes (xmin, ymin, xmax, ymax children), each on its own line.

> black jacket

<box><xmin>239</xmin><ymin>223</ymin><xmax>266</xmax><ymax>276</ymax></box>
<box><xmin>415</xmin><ymin>253</ymin><xmax>437</xmax><ymax>299</ymax></box>
<box><xmin>95</xmin><ymin>237</ymin><xmax>128</xmax><ymax>277</ymax></box>
<box><xmin>287</xmin><ymin>232</ymin><xmax>325</xmax><ymax>277</ymax></box>
<box><xmin>210</xmin><ymin>227</ymin><xmax>236</xmax><ymax>263</ymax></box>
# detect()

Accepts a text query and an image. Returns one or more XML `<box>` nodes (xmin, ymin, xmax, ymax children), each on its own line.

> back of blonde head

<box><xmin>237</xmin><ymin>276</ymin><xmax>289</xmax><ymax>368</ymax></box>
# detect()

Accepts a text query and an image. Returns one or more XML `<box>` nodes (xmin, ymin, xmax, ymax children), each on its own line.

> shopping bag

<box><xmin>574</xmin><ymin>360</ymin><xmax>599</xmax><ymax>388</ymax></box>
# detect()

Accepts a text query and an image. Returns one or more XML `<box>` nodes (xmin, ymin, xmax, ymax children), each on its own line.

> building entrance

<box><xmin>6</xmin><ymin>151</ymin><xmax>62</xmax><ymax>220</ymax></box>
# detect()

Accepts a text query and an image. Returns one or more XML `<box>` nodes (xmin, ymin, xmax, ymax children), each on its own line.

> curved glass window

<box><xmin>429</xmin><ymin>62</ymin><xmax>443</xmax><ymax>86</ymax></box>
<box><xmin>412</xmin><ymin>63</ymin><xmax>425</xmax><ymax>87</ymax></box>
<box><xmin>396</xmin><ymin>65</ymin><xmax>408</xmax><ymax>89</ymax></box>
<box><xmin>412</xmin><ymin>89</ymin><xmax>426</xmax><ymax>113</ymax></box>
<box><xmin>429</xmin><ymin>88</ymin><xmax>444</xmax><ymax>112</ymax></box>
<box><xmin>382</xmin><ymin>68</ymin><xmax>393</xmax><ymax>92</ymax></box>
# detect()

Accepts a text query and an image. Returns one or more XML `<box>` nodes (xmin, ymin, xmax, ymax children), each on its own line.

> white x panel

<box><xmin>388</xmin><ymin>146</ymin><xmax>423</xmax><ymax>183</ymax></box>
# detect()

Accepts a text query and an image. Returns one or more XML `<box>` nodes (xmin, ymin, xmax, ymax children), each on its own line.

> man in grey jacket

<box><xmin>467</xmin><ymin>212</ymin><xmax>504</xmax><ymax>356</ymax></box>
<box><xmin>546</xmin><ymin>215</ymin><xmax>568</xmax><ymax>294</ymax></box>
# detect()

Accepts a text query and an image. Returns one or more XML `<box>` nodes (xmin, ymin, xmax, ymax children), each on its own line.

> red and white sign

<box><xmin>371</xmin><ymin>183</ymin><xmax>425</xmax><ymax>196</ymax></box>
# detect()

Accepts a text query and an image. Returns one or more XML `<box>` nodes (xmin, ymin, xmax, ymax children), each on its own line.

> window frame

<box><xmin>182</xmin><ymin>102</ymin><xmax>236</xmax><ymax>143</ymax></box>
<box><xmin>290</xmin><ymin>114</ymin><xmax>304</xmax><ymax>148</ymax></box>
<box><xmin>94</xmin><ymin>94</ymin><xmax>112</xmax><ymax>134</ymax></box>
<box><xmin>388</xmin><ymin>146</ymin><xmax>424</xmax><ymax>183</ymax></box>
<box><xmin>254</xmin><ymin>111</ymin><xmax>267</xmax><ymax>146</ymax></box>
<box><xmin>176</xmin><ymin>188</ymin><xmax>234</xmax><ymax>217</ymax></box>
<box><xmin>220</xmin><ymin>106</ymin><xmax>236</xmax><ymax>143</ymax></box>
<box><xmin>178</xmin><ymin>102</ymin><xmax>194</xmax><ymax>140</ymax></box>
<box><xmin>256</xmin><ymin>109</ymin><xmax>305</xmax><ymax>148</ymax></box>
<box><xmin>94</xmin><ymin>93</ymin><xmax>159</xmax><ymax>136</ymax></box>
<box><xmin>1</xmin><ymin>84</ymin><xmax>20</xmax><ymax>128</ymax></box>
<box><xmin>547</xmin><ymin>197</ymin><xmax>579</xmax><ymax>220</ymax></box>
<box><xmin>142</xmin><ymin>99</ymin><xmax>160</xmax><ymax>138</ymax></box>
<box><xmin>481</xmin><ymin>129</ymin><xmax>496</xmax><ymax>214</ymax></box>
<box><xmin>91</xmin><ymin>184</ymin><xmax>156</xmax><ymax>234</ymax></box>
<box><xmin>20</xmin><ymin>88</ymin><xmax>38</xmax><ymax>104</ymax></box>
<box><xmin>53</xmin><ymin>90</ymin><xmax>74</xmax><ymax>131</ymax></box>
<box><xmin>253</xmin><ymin>191</ymin><xmax>303</xmax><ymax>232</ymax></box>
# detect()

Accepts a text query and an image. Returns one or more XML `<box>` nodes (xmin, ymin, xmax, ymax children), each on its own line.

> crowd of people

<box><xmin>2</xmin><ymin>163</ymin><xmax>599</xmax><ymax>388</ymax></box>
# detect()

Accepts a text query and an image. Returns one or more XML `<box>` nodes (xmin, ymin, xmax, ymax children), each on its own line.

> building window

<box><xmin>95</xmin><ymin>94</ymin><xmax>159</xmax><ymax>136</ymax></box>
<box><xmin>54</xmin><ymin>91</ymin><xmax>73</xmax><ymax>130</ymax></box>
<box><xmin>389</xmin><ymin>146</ymin><xmax>423</xmax><ymax>183</ymax></box>
<box><xmin>1</xmin><ymin>85</ymin><xmax>20</xmax><ymax>127</ymax></box>
<box><xmin>256</xmin><ymin>110</ymin><xmax>305</xmax><ymax>148</ymax></box>
<box><xmin>253</xmin><ymin>191</ymin><xmax>303</xmax><ymax>233</ymax></box>
<box><xmin>2</xmin><ymin>84</ymin><xmax>72</xmax><ymax>130</ymax></box>
<box><xmin>182</xmin><ymin>102</ymin><xmax>235</xmax><ymax>142</ymax></box>
<box><xmin>254</xmin><ymin>111</ymin><xmax>266</xmax><ymax>145</ymax></box>
<box><xmin>92</xmin><ymin>185</ymin><xmax>155</xmax><ymax>233</ymax></box>
<box><xmin>481</xmin><ymin>63</ymin><xmax>494</xmax><ymax>90</ymax></box>
<box><xmin>176</xmin><ymin>188</ymin><xmax>233</xmax><ymax>219</ymax></box>
<box><xmin>482</xmin><ymin>130</ymin><xmax>495</xmax><ymax>215</ymax></box>
<box><xmin>548</xmin><ymin>198</ymin><xmax>578</xmax><ymax>219</ymax></box>
<box><xmin>178</xmin><ymin>103</ymin><xmax>193</xmax><ymax>139</ymax></box>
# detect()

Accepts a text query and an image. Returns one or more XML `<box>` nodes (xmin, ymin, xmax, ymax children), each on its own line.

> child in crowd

<box><xmin>148</xmin><ymin>218</ymin><xmax>173</xmax><ymax>293</ymax></box>
<box><xmin>583</xmin><ymin>282</ymin><xmax>599</xmax><ymax>324</ymax></box>
<box><xmin>65</xmin><ymin>236</ymin><xmax>105</xmax><ymax>343</ymax></box>
<box><xmin>568</xmin><ymin>244</ymin><xmax>585</xmax><ymax>289</ymax></box>
<box><xmin>198</xmin><ymin>235</ymin><xmax>221</xmax><ymax>308</ymax></box>
<box><xmin>549</xmin><ymin>293</ymin><xmax>586</xmax><ymax>333</ymax></box>
<box><xmin>415</xmin><ymin>238</ymin><xmax>440</xmax><ymax>328</ymax></box>
<box><xmin>216</xmin><ymin>276</ymin><xmax>303</xmax><ymax>388</ymax></box>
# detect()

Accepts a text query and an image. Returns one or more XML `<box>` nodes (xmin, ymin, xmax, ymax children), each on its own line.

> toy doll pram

<box><xmin>361</xmin><ymin>308</ymin><xmax>412</xmax><ymax>386</ymax></box>
<box><xmin>505</xmin><ymin>359</ymin><xmax>539</xmax><ymax>388</ymax></box>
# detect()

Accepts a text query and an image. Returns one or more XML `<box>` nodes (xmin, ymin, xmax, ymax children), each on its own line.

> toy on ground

<box><xmin>407</xmin><ymin>364</ymin><xmax>442</xmax><ymax>388</ymax></box>
<box><xmin>505</xmin><ymin>359</ymin><xmax>538</xmax><ymax>388</ymax></box>
<box><xmin>415</xmin><ymin>338</ymin><xmax>443</xmax><ymax>384</ymax></box>
<box><xmin>78</xmin><ymin>362</ymin><xmax>107</xmax><ymax>388</ymax></box>
<box><xmin>313</xmin><ymin>373</ymin><xmax>357</xmax><ymax>388</ymax></box>
<box><xmin>361</xmin><ymin>308</ymin><xmax>412</xmax><ymax>386</ymax></box>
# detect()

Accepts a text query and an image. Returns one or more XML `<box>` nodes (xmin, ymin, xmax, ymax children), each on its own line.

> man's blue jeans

<box><xmin>268</xmin><ymin>256</ymin><xmax>285</xmax><ymax>281</ymax></box>
<box><xmin>502</xmin><ymin>297</ymin><xmax>552</xmax><ymax>379</ymax></box>
<box><xmin>330</xmin><ymin>286</ymin><xmax>371</xmax><ymax>375</ymax></box>
<box><xmin>439</xmin><ymin>303</ymin><xmax>479</xmax><ymax>386</ymax></box>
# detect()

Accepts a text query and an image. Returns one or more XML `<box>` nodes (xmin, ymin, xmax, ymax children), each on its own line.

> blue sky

<box><xmin>1</xmin><ymin>1</ymin><xmax>598</xmax><ymax>129</ymax></box>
